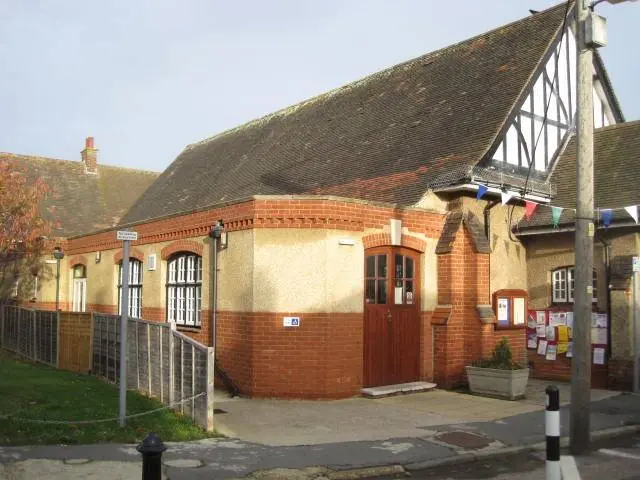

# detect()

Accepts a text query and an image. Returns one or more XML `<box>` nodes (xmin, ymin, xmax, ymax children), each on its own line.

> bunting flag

<box><xmin>551</xmin><ymin>206</ymin><xmax>563</xmax><ymax>227</ymax></box>
<box><xmin>501</xmin><ymin>190</ymin><xmax>514</xmax><ymax>205</ymax></box>
<box><xmin>524</xmin><ymin>201</ymin><xmax>537</xmax><ymax>219</ymax></box>
<box><xmin>470</xmin><ymin>182</ymin><xmax>637</xmax><ymax>229</ymax></box>
<box><xmin>625</xmin><ymin>205</ymin><xmax>639</xmax><ymax>224</ymax></box>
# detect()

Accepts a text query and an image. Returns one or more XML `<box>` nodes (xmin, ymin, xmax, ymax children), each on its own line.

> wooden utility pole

<box><xmin>571</xmin><ymin>0</ymin><xmax>594</xmax><ymax>455</ymax></box>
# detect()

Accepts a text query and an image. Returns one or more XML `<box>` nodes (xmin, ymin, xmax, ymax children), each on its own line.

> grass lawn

<box><xmin>0</xmin><ymin>348</ymin><xmax>218</xmax><ymax>445</ymax></box>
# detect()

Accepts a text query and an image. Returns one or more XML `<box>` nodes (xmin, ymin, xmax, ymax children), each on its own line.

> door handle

<box><xmin>386</xmin><ymin>310</ymin><xmax>392</xmax><ymax>322</ymax></box>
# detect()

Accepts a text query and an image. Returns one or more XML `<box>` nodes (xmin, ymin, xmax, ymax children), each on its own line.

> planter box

<box><xmin>465</xmin><ymin>366</ymin><xmax>529</xmax><ymax>400</ymax></box>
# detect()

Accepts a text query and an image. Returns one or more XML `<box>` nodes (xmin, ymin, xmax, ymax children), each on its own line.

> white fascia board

<box><xmin>434</xmin><ymin>183</ymin><xmax>551</xmax><ymax>204</ymax></box>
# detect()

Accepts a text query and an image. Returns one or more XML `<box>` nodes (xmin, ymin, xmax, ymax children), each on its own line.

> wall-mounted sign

<box><xmin>283</xmin><ymin>316</ymin><xmax>300</xmax><ymax>327</ymax></box>
<box><xmin>116</xmin><ymin>230</ymin><xmax>138</xmax><ymax>241</ymax></box>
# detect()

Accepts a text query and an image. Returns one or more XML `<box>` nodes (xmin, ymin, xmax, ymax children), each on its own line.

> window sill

<box><xmin>176</xmin><ymin>326</ymin><xmax>201</xmax><ymax>333</ymax></box>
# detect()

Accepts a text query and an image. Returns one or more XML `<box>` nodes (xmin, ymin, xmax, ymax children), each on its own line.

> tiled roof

<box><xmin>122</xmin><ymin>5</ymin><xmax>569</xmax><ymax>225</ymax></box>
<box><xmin>0</xmin><ymin>153</ymin><xmax>159</xmax><ymax>237</ymax></box>
<box><xmin>517</xmin><ymin>121</ymin><xmax>640</xmax><ymax>232</ymax></box>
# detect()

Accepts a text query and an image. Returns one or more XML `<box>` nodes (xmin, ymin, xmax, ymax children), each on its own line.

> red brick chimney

<box><xmin>81</xmin><ymin>136</ymin><xmax>98</xmax><ymax>174</ymax></box>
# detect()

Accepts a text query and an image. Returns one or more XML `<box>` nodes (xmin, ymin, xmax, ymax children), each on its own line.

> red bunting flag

<box><xmin>524</xmin><ymin>201</ymin><xmax>537</xmax><ymax>219</ymax></box>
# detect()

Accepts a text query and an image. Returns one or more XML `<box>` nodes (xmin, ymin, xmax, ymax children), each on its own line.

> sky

<box><xmin>1</xmin><ymin>1</ymin><xmax>638</xmax><ymax>172</ymax></box>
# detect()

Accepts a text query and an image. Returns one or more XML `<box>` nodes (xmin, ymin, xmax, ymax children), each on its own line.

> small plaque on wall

<box><xmin>283</xmin><ymin>316</ymin><xmax>300</xmax><ymax>327</ymax></box>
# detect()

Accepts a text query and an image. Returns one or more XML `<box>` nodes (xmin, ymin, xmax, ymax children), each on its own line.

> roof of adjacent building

<box><xmin>121</xmin><ymin>4</ymin><xmax>570</xmax><ymax>226</ymax></box>
<box><xmin>0</xmin><ymin>152</ymin><xmax>159</xmax><ymax>237</ymax></box>
<box><xmin>517</xmin><ymin>121</ymin><xmax>640</xmax><ymax>233</ymax></box>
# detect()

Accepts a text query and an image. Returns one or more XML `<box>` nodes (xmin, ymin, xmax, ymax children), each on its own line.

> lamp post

<box><xmin>571</xmin><ymin>0</ymin><xmax>636</xmax><ymax>455</ymax></box>
<box><xmin>208</xmin><ymin>220</ymin><xmax>224</xmax><ymax>349</ymax></box>
<box><xmin>52</xmin><ymin>246</ymin><xmax>64</xmax><ymax>311</ymax></box>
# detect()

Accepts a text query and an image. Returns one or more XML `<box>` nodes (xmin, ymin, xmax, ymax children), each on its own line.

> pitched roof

<box><xmin>517</xmin><ymin>121</ymin><xmax>640</xmax><ymax>232</ymax></box>
<box><xmin>122</xmin><ymin>5</ymin><xmax>569</xmax><ymax>225</ymax></box>
<box><xmin>0</xmin><ymin>153</ymin><xmax>159</xmax><ymax>237</ymax></box>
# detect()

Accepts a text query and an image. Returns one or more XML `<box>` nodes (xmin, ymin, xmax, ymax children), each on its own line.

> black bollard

<box><xmin>137</xmin><ymin>432</ymin><xmax>167</xmax><ymax>480</ymax></box>
<box><xmin>545</xmin><ymin>385</ymin><xmax>560</xmax><ymax>480</ymax></box>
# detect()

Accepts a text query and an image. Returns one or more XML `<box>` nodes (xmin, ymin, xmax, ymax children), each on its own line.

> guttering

<box><xmin>434</xmin><ymin>183</ymin><xmax>551</xmax><ymax>204</ymax></box>
<box><xmin>516</xmin><ymin>221</ymin><xmax>640</xmax><ymax>237</ymax></box>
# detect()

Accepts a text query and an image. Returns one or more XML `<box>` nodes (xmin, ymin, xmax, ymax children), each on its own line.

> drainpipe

<box><xmin>483</xmin><ymin>201</ymin><xmax>499</xmax><ymax>240</ymax></box>
<box><xmin>598</xmin><ymin>235</ymin><xmax>612</xmax><ymax>359</ymax></box>
<box><xmin>208</xmin><ymin>221</ymin><xmax>239</xmax><ymax>397</ymax></box>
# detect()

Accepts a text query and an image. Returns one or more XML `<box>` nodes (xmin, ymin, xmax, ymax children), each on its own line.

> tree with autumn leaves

<box><xmin>0</xmin><ymin>160</ymin><xmax>51</xmax><ymax>304</ymax></box>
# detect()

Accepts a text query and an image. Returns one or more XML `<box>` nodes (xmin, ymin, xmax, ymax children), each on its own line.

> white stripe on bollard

<box><xmin>546</xmin><ymin>461</ymin><xmax>561</xmax><ymax>480</ymax></box>
<box><xmin>545</xmin><ymin>411</ymin><xmax>560</xmax><ymax>437</ymax></box>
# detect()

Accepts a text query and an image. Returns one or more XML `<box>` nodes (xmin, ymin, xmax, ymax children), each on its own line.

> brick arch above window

<box><xmin>114</xmin><ymin>248</ymin><xmax>145</xmax><ymax>264</ymax></box>
<box><xmin>161</xmin><ymin>240</ymin><xmax>204</xmax><ymax>260</ymax></box>
<box><xmin>68</xmin><ymin>255</ymin><xmax>88</xmax><ymax>268</ymax></box>
<box><xmin>362</xmin><ymin>233</ymin><xmax>426</xmax><ymax>253</ymax></box>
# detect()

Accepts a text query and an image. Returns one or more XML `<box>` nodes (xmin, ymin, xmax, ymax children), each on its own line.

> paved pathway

<box><xmin>212</xmin><ymin>379</ymin><xmax>617</xmax><ymax>446</ymax></box>
<box><xmin>0</xmin><ymin>389</ymin><xmax>638</xmax><ymax>479</ymax></box>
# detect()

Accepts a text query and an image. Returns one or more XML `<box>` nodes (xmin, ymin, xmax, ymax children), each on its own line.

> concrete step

<box><xmin>361</xmin><ymin>381</ymin><xmax>437</xmax><ymax>398</ymax></box>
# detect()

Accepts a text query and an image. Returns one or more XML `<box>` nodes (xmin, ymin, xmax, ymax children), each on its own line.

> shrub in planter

<box><xmin>466</xmin><ymin>337</ymin><xmax>529</xmax><ymax>400</ymax></box>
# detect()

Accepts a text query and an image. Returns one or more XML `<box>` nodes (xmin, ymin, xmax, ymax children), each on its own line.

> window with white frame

<box><xmin>118</xmin><ymin>259</ymin><xmax>143</xmax><ymax>318</ymax></box>
<box><xmin>166</xmin><ymin>253</ymin><xmax>202</xmax><ymax>327</ymax></box>
<box><xmin>552</xmin><ymin>267</ymin><xmax>597</xmax><ymax>303</ymax></box>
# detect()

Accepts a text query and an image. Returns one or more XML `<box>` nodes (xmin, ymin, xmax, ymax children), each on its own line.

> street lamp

<box><xmin>208</xmin><ymin>220</ymin><xmax>224</xmax><ymax>349</ymax></box>
<box><xmin>52</xmin><ymin>246</ymin><xmax>64</xmax><ymax>311</ymax></box>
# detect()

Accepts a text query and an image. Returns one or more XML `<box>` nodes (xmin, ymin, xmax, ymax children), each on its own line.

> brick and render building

<box><xmin>19</xmin><ymin>5</ymin><xmax>638</xmax><ymax>397</ymax></box>
<box><xmin>1</xmin><ymin>137</ymin><xmax>158</xmax><ymax>310</ymax></box>
<box><xmin>517</xmin><ymin>121</ymin><xmax>640</xmax><ymax>390</ymax></box>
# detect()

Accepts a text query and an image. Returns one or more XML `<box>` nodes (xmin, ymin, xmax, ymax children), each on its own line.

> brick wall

<box><xmin>608</xmin><ymin>357</ymin><xmax>633</xmax><ymax>391</ymax></box>
<box><xmin>495</xmin><ymin>328</ymin><xmax>527</xmax><ymax>366</ymax></box>
<box><xmin>142</xmin><ymin>306</ymin><xmax>166</xmax><ymax>322</ymax></box>
<box><xmin>87</xmin><ymin>304</ymin><xmax>117</xmax><ymax>315</ymax></box>
<box><xmin>64</xmin><ymin>197</ymin><xmax>444</xmax><ymax>256</ymax></box>
<box><xmin>435</xmin><ymin>226</ymin><xmax>487</xmax><ymax>387</ymax></box>
<box><xmin>215</xmin><ymin>311</ymin><xmax>363</xmax><ymax>399</ymax></box>
<box><xmin>432</xmin><ymin>219</ymin><xmax>523</xmax><ymax>388</ymax></box>
<box><xmin>420</xmin><ymin>312</ymin><xmax>434</xmax><ymax>381</ymax></box>
<box><xmin>527</xmin><ymin>350</ymin><xmax>609</xmax><ymax>389</ymax></box>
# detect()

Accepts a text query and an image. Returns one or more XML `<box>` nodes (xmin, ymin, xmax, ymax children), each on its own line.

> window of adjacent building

<box><xmin>72</xmin><ymin>264</ymin><xmax>87</xmax><ymax>312</ymax></box>
<box><xmin>552</xmin><ymin>267</ymin><xmax>597</xmax><ymax>303</ymax></box>
<box><xmin>118</xmin><ymin>258</ymin><xmax>143</xmax><ymax>318</ymax></box>
<box><xmin>167</xmin><ymin>253</ymin><xmax>202</xmax><ymax>327</ymax></box>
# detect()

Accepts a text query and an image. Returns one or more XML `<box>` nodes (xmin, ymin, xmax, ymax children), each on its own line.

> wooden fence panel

<box><xmin>58</xmin><ymin>312</ymin><xmax>93</xmax><ymax>373</ymax></box>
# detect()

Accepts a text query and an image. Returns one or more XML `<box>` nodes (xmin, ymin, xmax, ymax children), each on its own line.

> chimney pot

<box><xmin>81</xmin><ymin>136</ymin><xmax>98</xmax><ymax>174</ymax></box>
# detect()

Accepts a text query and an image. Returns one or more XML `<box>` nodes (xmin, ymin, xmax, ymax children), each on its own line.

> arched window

<box><xmin>167</xmin><ymin>253</ymin><xmax>202</xmax><ymax>327</ymax></box>
<box><xmin>552</xmin><ymin>267</ymin><xmax>597</xmax><ymax>303</ymax></box>
<box><xmin>118</xmin><ymin>259</ymin><xmax>143</xmax><ymax>318</ymax></box>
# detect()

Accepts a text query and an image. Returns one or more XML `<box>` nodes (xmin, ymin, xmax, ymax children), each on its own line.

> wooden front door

<box><xmin>363</xmin><ymin>247</ymin><xmax>421</xmax><ymax>387</ymax></box>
